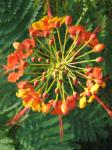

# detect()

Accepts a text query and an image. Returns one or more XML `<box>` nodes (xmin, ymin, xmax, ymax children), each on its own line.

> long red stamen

<box><xmin>7</xmin><ymin>107</ymin><xmax>30</xmax><ymax>126</ymax></box>
<box><xmin>94</xmin><ymin>95</ymin><xmax>112</xmax><ymax>117</ymax></box>
<box><xmin>47</xmin><ymin>0</ymin><xmax>52</xmax><ymax>17</ymax></box>
<box><xmin>58</xmin><ymin>115</ymin><xmax>64</xmax><ymax>142</ymax></box>
<box><xmin>92</xmin><ymin>26</ymin><xmax>101</xmax><ymax>34</ymax></box>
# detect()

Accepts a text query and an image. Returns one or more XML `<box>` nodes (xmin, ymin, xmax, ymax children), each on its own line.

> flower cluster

<box><xmin>5</xmin><ymin>15</ymin><xmax>112</xmax><ymax>125</ymax></box>
<box><xmin>4</xmin><ymin>39</ymin><xmax>35</xmax><ymax>82</ymax></box>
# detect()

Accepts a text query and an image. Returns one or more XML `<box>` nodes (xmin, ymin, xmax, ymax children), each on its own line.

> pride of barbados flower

<box><xmin>4</xmin><ymin>15</ymin><xmax>112</xmax><ymax>126</ymax></box>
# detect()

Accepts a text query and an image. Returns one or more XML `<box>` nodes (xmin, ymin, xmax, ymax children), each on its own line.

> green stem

<box><xmin>36</xmin><ymin>38</ymin><xmax>54</xmax><ymax>58</ymax></box>
<box><xmin>67</xmin><ymin>74</ymin><xmax>74</xmax><ymax>93</ymax></box>
<box><xmin>38</xmin><ymin>50</ymin><xmax>50</xmax><ymax>58</ymax></box>
<box><xmin>67</xmin><ymin>64</ymin><xmax>85</xmax><ymax>71</ymax></box>
<box><xmin>46</xmin><ymin>79</ymin><xmax>55</xmax><ymax>93</ymax></box>
<box><xmin>63</xmin><ymin>26</ymin><xmax>68</xmax><ymax>52</ymax></box>
<box><xmin>65</xmin><ymin>33</ymin><xmax>78</xmax><ymax>60</ymax></box>
<box><xmin>75</xmin><ymin>49</ymin><xmax>94</xmax><ymax>60</ymax></box>
<box><xmin>30</xmin><ymin>63</ymin><xmax>51</xmax><ymax>66</ymax></box>
<box><xmin>67</xmin><ymin>39</ymin><xmax>91</xmax><ymax>63</ymax></box>
<box><xmin>56</xmin><ymin>28</ymin><xmax>63</xmax><ymax>58</ymax></box>
<box><xmin>69</xmin><ymin>59</ymin><xmax>95</xmax><ymax>65</ymax></box>
<box><xmin>75</xmin><ymin>7</ymin><xmax>88</xmax><ymax>25</ymax></box>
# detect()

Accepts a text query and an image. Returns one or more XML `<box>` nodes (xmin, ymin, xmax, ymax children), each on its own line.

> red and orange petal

<box><xmin>68</xmin><ymin>25</ymin><xmax>85</xmax><ymax>36</ymax></box>
<box><xmin>4</xmin><ymin>53</ymin><xmax>19</xmax><ymax>70</ymax></box>
<box><xmin>23</xmin><ymin>94</ymin><xmax>33</xmax><ymax>103</ymax></box>
<box><xmin>66</xmin><ymin>96</ymin><xmax>76</xmax><ymax>110</ymax></box>
<box><xmin>92</xmin><ymin>67</ymin><xmax>103</xmax><ymax>80</ymax></box>
<box><xmin>89</xmin><ymin>38</ymin><xmax>99</xmax><ymax>47</ymax></box>
<box><xmin>7</xmin><ymin>60</ymin><xmax>28</xmax><ymax>83</ymax></box>
<box><xmin>8</xmin><ymin>70</ymin><xmax>24</xmax><ymax>83</ymax></box>
<box><xmin>93</xmin><ymin>43</ymin><xmax>105</xmax><ymax>52</ymax></box>
<box><xmin>29</xmin><ymin>27</ymin><xmax>40</xmax><ymax>38</ymax></box>
<box><xmin>21</xmin><ymin>49</ymin><xmax>34</xmax><ymax>59</ymax></box>
<box><xmin>31</xmin><ymin>16</ymin><xmax>65</xmax><ymax>37</ymax></box>
<box><xmin>16</xmin><ymin>45</ymin><xmax>34</xmax><ymax>59</ymax></box>
<box><xmin>51</xmin><ymin>101</ymin><xmax>64</xmax><ymax>115</ymax></box>
<box><xmin>61</xmin><ymin>102</ymin><xmax>69</xmax><ymax>115</ymax></box>
<box><xmin>31</xmin><ymin>99</ymin><xmax>42</xmax><ymax>112</ymax></box>
<box><xmin>41</xmin><ymin>102</ymin><xmax>52</xmax><ymax>113</ymax></box>
<box><xmin>17</xmin><ymin>81</ymin><xmax>28</xmax><ymax>89</ymax></box>
<box><xmin>22</xmin><ymin>38</ymin><xmax>36</xmax><ymax>50</ymax></box>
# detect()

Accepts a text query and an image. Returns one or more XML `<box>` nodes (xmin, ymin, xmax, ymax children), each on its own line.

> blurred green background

<box><xmin>0</xmin><ymin>0</ymin><xmax>112</xmax><ymax>150</ymax></box>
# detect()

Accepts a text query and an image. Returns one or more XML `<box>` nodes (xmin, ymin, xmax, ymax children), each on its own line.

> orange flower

<box><xmin>93</xmin><ymin>43</ymin><xmax>105</xmax><ymax>52</ymax></box>
<box><xmin>61</xmin><ymin>102</ymin><xmax>69</xmax><ymax>115</ymax></box>
<box><xmin>6</xmin><ymin>60</ymin><xmax>27</xmax><ymax>83</ymax></box>
<box><xmin>4</xmin><ymin>38</ymin><xmax>35</xmax><ymax>82</ymax></box>
<box><xmin>66</xmin><ymin>96</ymin><xmax>77</xmax><ymax>110</ymax></box>
<box><xmin>16</xmin><ymin>81</ymin><xmax>42</xmax><ymax>111</ymax></box>
<box><xmin>68</xmin><ymin>25</ymin><xmax>85</xmax><ymax>36</ymax></box>
<box><xmin>92</xmin><ymin>67</ymin><xmax>103</xmax><ymax>80</ymax></box>
<box><xmin>4</xmin><ymin>52</ymin><xmax>19</xmax><ymax>71</ymax></box>
<box><xmin>29</xmin><ymin>16</ymin><xmax>65</xmax><ymax>37</ymax></box>
<box><xmin>41</xmin><ymin>102</ymin><xmax>52</xmax><ymax>113</ymax></box>
<box><xmin>68</xmin><ymin>25</ymin><xmax>100</xmax><ymax>48</ymax></box>
<box><xmin>50</xmin><ymin>101</ymin><xmax>63</xmax><ymax>115</ymax></box>
<box><xmin>22</xmin><ymin>38</ymin><xmax>36</xmax><ymax>50</ymax></box>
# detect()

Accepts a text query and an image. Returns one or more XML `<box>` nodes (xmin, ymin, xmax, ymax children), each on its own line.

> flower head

<box><xmin>5</xmin><ymin>15</ymin><xmax>111</xmax><ymax>120</ymax></box>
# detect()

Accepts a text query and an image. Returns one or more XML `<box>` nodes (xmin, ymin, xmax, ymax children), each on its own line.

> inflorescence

<box><xmin>4</xmin><ymin>15</ymin><xmax>112</xmax><ymax>126</ymax></box>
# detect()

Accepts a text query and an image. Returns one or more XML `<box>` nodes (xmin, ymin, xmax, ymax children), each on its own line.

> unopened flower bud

<box><xmin>44</xmin><ymin>31</ymin><xmax>50</xmax><ymax>37</ymax></box>
<box><xmin>93</xmin><ymin>43</ymin><xmax>105</xmax><ymax>53</ymax></box>
<box><xmin>55</xmin><ymin>88</ymin><xmax>60</xmax><ymax>94</ymax></box>
<box><xmin>38</xmin><ymin>57</ymin><xmax>42</xmax><ymax>62</ymax></box>
<box><xmin>43</xmin><ymin>92</ymin><xmax>48</xmax><ymax>99</ymax></box>
<box><xmin>34</xmin><ymin>80</ymin><xmax>39</xmax><ymax>87</ymax></box>
<box><xmin>73</xmin><ymin>78</ymin><xmax>78</xmax><ymax>86</ymax></box>
<box><xmin>41</xmin><ymin>76</ymin><xmax>46</xmax><ymax>82</ymax></box>
<box><xmin>65</xmin><ymin>16</ymin><xmax>73</xmax><ymax>26</ymax></box>
<box><xmin>31</xmin><ymin>57</ymin><xmax>35</xmax><ymax>62</ymax></box>
<box><xmin>55</xmin><ymin>21</ymin><xmax>60</xmax><ymax>28</ymax></box>
<box><xmin>59</xmin><ymin>79</ymin><xmax>63</xmax><ymax>84</ymax></box>
<box><xmin>49</xmin><ymin>38</ymin><xmax>54</xmax><ymax>45</ymax></box>
<box><xmin>85</xmin><ymin>66</ymin><xmax>93</xmax><ymax>74</ymax></box>
<box><xmin>73</xmin><ymin>92</ymin><xmax>78</xmax><ymax>99</ymax></box>
<box><xmin>89</xmin><ymin>34</ymin><xmax>97</xmax><ymax>41</ymax></box>
<box><xmin>96</xmin><ymin>57</ymin><xmax>104</xmax><ymax>62</ymax></box>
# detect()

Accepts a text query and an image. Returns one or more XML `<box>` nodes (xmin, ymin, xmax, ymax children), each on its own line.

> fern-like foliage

<box><xmin>14</xmin><ymin>113</ymin><xmax>74</xmax><ymax>150</ymax></box>
<box><xmin>0</xmin><ymin>0</ymin><xmax>43</xmax><ymax>51</ymax></box>
<box><xmin>0</xmin><ymin>0</ymin><xmax>112</xmax><ymax>150</ymax></box>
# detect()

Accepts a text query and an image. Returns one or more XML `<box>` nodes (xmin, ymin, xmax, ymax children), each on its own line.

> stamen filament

<box><xmin>56</xmin><ymin>28</ymin><xmax>63</xmax><ymax>58</ymax></box>
<box><xmin>36</xmin><ymin>38</ymin><xmax>54</xmax><ymax>58</ymax></box>
<box><xmin>69</xmin><ymin>59</ymin><xmax>95</xmax><ymax>65</ymax></box>
<box><xmin>46</xmin><ymin>80</ymin><xmax>55</xmax><ymax>93</ymax></box>
<box><xmin>76</xmin><ymin>49</ymin><xmax>94</xmax><ymax>60</ymax></box>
